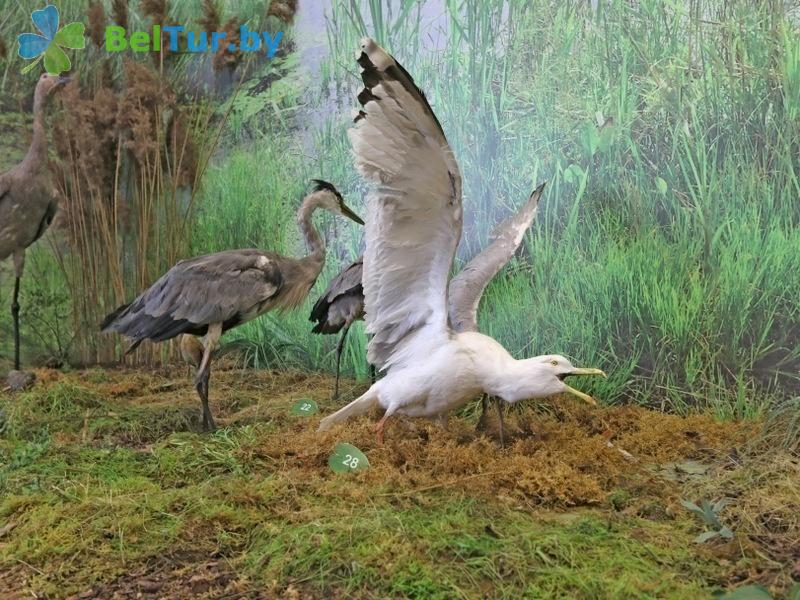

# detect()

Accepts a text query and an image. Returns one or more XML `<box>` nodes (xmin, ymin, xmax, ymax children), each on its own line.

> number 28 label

<box><xmin>328</xmin><ymin>443</ymin><xmax>369</xmax><ymax>473</ymax></box>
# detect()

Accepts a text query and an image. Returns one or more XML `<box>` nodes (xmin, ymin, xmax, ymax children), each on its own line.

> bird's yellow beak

<box><xmin>568</xmin><ymin>367</ymin><xmax>607</xmax><ymax>378</ymax></box>
<box><xmin>563</xmin><ymin>384</ymin><xmax>597</xmax><ymax>405</ymax></box>
<box><xmin>562</xmin><ymin>367</ymin><xmax>606</xmax><ymax>405</ymax></box>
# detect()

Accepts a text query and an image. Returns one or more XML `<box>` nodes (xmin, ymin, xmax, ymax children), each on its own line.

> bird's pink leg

<box><xmin>374</xmin><ymin>413</ymin><xmax>390</xmax><ymax>446</ymax></box>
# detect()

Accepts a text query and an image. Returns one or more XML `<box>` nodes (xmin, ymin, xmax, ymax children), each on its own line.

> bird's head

<box><xmin>310</xmin><ymin>179</ymin><xmax>364</xmax><ymax>225</ymax></box>
<box><xmin>36</xmin><ymin>73</ymin><xmax>71</xmax><ymax>97</ymax></box>
<box><xmin>529</xmin><ymin>354</ymin><xmax>606</xmax><ymax>405</ymax></box>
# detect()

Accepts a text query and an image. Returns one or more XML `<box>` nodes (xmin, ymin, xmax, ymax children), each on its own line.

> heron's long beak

<box><xmin>563</xmin><ymin>367</ymin><xmax>606</xmax><ymax>406</ymax></box>
<box><xmin>341</xmin><ymin>204</ymin><xmax>365</xmax><ymax>225</ymax></box>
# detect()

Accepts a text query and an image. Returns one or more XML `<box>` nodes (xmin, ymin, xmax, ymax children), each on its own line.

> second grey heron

<box><xmin>308</xmin><ymin>256</ymin><xmax>373</xmax><ymax>399</ymax></box>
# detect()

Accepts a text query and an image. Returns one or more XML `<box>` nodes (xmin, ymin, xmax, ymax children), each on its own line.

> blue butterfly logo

<box><xmin>17</xmin><ymin>5</ymin><xmax>85</xmax><ymax>75</ymax></box>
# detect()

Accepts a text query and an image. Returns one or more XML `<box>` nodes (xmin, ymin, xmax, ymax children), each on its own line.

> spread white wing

<box><xmin>448</xmin><ymin>183</ymin><xmax>544</xmax><ymax>332</ymax></box>
<box><xmin>349</xmin><ymin>38</ymin><xmax>463</xmax><ymax>369</ymax></box>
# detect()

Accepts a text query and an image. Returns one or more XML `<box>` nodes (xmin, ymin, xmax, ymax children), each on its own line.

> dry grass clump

<box><xmin>140</xmin><ymin>0</ymin><xmax>177</xmax><ymax>67</ymax></box>
<box><xmin>22</xmin><ymin>366</ymin><xmax>745</xmax><ymax>509</ymax></box>
<box><xmin>15</xmin><ymin>368</ymin><xmax>751</xmax><ymax>509</ymax></box>
<box><xmin>197</xmin><ymin>1</ymin><xmax>245</xmax><ymax>76</ymax></box>
<box><xmin>55</xmin><ymin>81</ymin><xmax>119</xmax><ymax>197</ymax></box>
<box><xmin>1</xmin><ymin>366</ymin><xmax>758</xmax><ymax>511</ymax></box>
<box><xmin>140</xmin><ymin>0</ymin><xmax>168</xmax><ymax>24</ymax></box>
<box><xmin>305</xmin><ymin>401</ymin><xmax>749</xmax><ymax>508</ymax></box>
<box><xmin>597</xmin><ymin>406</ymin><xmax>753</xmax><ymax>463</ymax></box>
<box><xmin>3</xmin><ymin>368</ymin><xmax>792</xmax><ymax>598</ymax></box>
<box><xmin>118</xmin><ymin>61</ymin><xmax>178</xmax><ymax>164</ymax></box>
<box><xmin>198</xmin><ymin>0</ymin><xmax>222</xmax><ymax>32</ymax></box>
<box><xmin>212</xmin><ymin>18</ymin><xmax>243</xmax><ymax>74</ymax></box>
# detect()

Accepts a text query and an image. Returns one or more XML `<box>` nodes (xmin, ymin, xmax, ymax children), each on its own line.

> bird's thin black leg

<box><xmin>369</xmin><ymin>363</ymin><xmax>376</xmax><ymax>384</ymax></box>
<box><xmin>333</xmin><ymin>323</ymin><xmax>351</xmax><ymax>400</ymax></box>
<box><xmin>196</xmin><ymin>368</ymin><xmax>215</xmax><ymax>432</ymax></box>
<box><xmin>11</xmin><ymin>276</ymin><xmax>21</xmax><ymax>371</ymax></box>
<box><xmin>495</xmin><ymin>396</ymin><xmax>506</xmax><ymax>448</ymax></box>
<box><xmin>476</xmin><ymin>394</ymin><xmax>490</xmax><ymax>432</ymax></box>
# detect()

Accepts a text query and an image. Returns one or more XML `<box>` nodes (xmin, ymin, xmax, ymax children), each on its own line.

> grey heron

<box><xmin>308</xmin><ymin>256</ymin><xmax>373</xmax><ymax>399</ymax></box>
<box><xmin>318</xmin><ymin>39</ymin><xmax>605</xmax><ymax>443</ymax></box>
<box><xmin>102</xmin><ymin>180</ymin><xmax>363</xmax><ymax>431</ymax></box>
<box><xmin>0</xmin><ymin>73</ymin><xmax>69</xmax><ymax>374</ymax></box>
<box><xmin>311</xmin><ymin>182</ymin><xmax>544</xmax><ymax>443</ymax></box>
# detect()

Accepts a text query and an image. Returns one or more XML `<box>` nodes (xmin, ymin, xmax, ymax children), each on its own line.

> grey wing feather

<box><xmin>448</xmin><ymin>183</ymin><xmax>544</xmax><ymax>333</ymax></box>
<box><xmin>322</xmin><ymin>257</ymin><xmax>363</xmax><ymax>305</ymax></box>
<box><xmin>350</xmin><ymin>38</ymin><xmax>463</xmax><ymax>369</ymax></box>
<box><xmin>309</xmin><ymin>257</ymin><xmax>365</xmax><ymax>334</ymax></box>
<box><xmin>102</xmin><ymin>249</ymin><xmax>282</xmax><ymax>343</ymax></box>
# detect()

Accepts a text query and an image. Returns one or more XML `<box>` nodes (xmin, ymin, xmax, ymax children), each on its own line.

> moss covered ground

<box><xmin>1</xmin><ymin>366</ymin><xmax>797</xmax><ymax>599</ymax></box>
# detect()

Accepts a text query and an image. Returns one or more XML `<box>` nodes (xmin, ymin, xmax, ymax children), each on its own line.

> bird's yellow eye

<box><xmin>551</xmin><ymin>360</ymin><xmax>559</xmax><ymax>366</ymax></box>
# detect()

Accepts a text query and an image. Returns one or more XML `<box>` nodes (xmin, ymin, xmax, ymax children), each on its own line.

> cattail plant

<box><xmin>87</xmin><ymin>2</ymin><xmax>107</xmax><ymax>48</ymax></box>
<box><xmin>111</xmin><ymin>0</ymin><xmax>129</xmax><ymax>29</ymax></box>
<box><xmin>267</xmin><ymin>0</ymin><xmax>298</xmax><ymax>24</ymax></box>
<box><xmin>52</xmin><ymin>60</ymin><xmax>220</xmax><ymax>365</ymax></box>
<box><xmin>141</xmin><ymin>0</ymin><xmax>173</xmax><ymax>69</ymax></box>
<box><xmin>199</xmin><ymin>0</ymin><xmax>222</xmax><ymax>32</ymax></box>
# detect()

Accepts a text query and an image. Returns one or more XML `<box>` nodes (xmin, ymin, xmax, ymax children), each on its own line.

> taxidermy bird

<box><xmin>311</xmin><ymin>182</ymin><xmax>544</xmax><ymax>444</ymax></box>
<box><xmin>318</xmin><ymin>39</ymin><xmax>605</xmax><ymax>443</ymax></box>
<box><xmin>102</xmin><ymin>180</ymin><xmax>363</xmax><ymax>431</ymax></box>
<box><xmin>308</xmin><ymin>256</ymin><xmax>374</xmax><ymax>399</ymax></box>
<box><xmin>0</xmin><ymin>73</ymin><xmax>69</xmax><ymax>375</ymax></box>
<box><xmin>448</xmin><ymin>183</ymin><xmax>545</xmax><ymax>446</ymax></box>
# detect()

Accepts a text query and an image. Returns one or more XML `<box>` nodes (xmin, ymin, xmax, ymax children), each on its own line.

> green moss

<box><xmin>0</xmin><ymin>370</ymin><xmax>782</xmax><ymax>599</ymax></box>
<box><xmin>0</xmin><ymin>443</ymin><xmax>718</xmax><ymax>598</ymax></box>
<box><xmin>608</xmin><ymin>487</ymin><xmax>633</xmax><ymax>511</ymax></box>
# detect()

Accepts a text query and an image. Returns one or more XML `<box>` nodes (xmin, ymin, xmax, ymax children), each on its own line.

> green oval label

<box><xmin>290</xmin><ymin>398</ymin><xmax>319</xmax><ymax>416</ymax></box>
<box><xmin>328</xmin><ymin>443</ymin><xmax>369</xmax><ymax>473</ymax></box>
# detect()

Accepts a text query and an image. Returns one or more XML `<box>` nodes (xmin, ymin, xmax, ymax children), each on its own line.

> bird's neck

<box><xmin>25</xmin><ymin>91</ymin><xmax>49</xmax><ymax>166</ymax></box>
<box><xmin>296</xmin><ymin>192</ymin><xmax>327</xmax><ymax>267</ymax></box>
